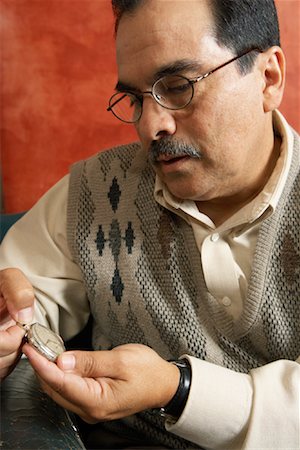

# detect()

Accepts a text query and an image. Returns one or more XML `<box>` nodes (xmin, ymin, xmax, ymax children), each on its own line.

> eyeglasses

<box><xmin>107</xmin><ymin>48</ymin><xmax>260</xmax><ymax>124</ymax></box>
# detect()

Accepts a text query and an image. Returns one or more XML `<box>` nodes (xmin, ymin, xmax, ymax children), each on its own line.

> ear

<box><xmin>260</xmin><ymin>46</ymin><xmax>286</xmax><ymax>113</ymax></box>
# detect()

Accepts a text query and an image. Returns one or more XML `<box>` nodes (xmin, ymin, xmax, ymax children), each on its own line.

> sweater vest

<box><xmin>67</xmin><ymin>132</ymin><xmax>300</xmax><ymax>448</ymax></box>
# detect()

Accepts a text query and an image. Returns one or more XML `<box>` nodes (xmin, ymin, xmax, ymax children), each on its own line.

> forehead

<box><xmin>116</xmin><ymin>0</ymin><xmax>219</xmax><ymax>85</ymax></box>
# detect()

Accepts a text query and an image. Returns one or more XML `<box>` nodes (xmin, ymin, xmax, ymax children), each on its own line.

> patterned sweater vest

<box><xmin>67</xmin><ymin>133</ymin><xmax>300</xmax><ymax>448</ymax></box>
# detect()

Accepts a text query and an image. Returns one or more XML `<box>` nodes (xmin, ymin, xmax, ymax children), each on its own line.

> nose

<box><xmin>135</xmin><ymin>96</ymin><xmax>176</xmax><ymax>147</ymax></box>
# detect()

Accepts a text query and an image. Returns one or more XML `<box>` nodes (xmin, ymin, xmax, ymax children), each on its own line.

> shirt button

<box><xmin>210</xmin><ymin>233</ymin><xmax>220</xmax><ymax>242</ymax></box>
<box><xmin>222</xmin><ymin>296</ymin><xmax>232</xmax><ymax>306</ymax></box>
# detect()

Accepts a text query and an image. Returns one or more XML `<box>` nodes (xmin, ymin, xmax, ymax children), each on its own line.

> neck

<box><xmin>196</xmin><ymin>136</ymin><xmax>282</xmax><ymax>227</ymax></box>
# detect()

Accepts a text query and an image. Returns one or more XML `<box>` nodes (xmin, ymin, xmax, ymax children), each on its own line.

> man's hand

<box><xmin>0</xmin><ymin>268</ymin><xmax>35</xmax><ymax>380</ymax></box>
<box><xmin>23</xmin><ymin>343</ymin><xmax>180</xmax><ymax>423</ymax></box>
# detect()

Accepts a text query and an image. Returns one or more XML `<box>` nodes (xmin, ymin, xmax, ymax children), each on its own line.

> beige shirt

<box><xmin>0</xmin><ymin>110</ymin><xmax>299</xmax><ymax>449</ymax></box>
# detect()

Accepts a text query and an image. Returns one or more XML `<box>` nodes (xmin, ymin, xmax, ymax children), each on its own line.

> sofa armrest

<box><xmin>1</xmin><ymin>358</ymin><xmax>86</xmax><ymax>450</ymax></box>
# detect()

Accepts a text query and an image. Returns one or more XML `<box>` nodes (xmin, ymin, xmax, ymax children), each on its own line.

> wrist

<box><xmin>152</xmin><ymin>358</ymin><xmax>192</xmax><ymax>423</ymax></box>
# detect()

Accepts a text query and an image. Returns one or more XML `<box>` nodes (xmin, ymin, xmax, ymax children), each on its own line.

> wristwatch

<box><xmin>18</xmin><ymin>322</ymin><xmax>66</xmax><ymax>362</ymax></box>
<box><xmin>153</xmin><ymin>358</ymin><xmax>192</xmax><ymax>423</ymax></box>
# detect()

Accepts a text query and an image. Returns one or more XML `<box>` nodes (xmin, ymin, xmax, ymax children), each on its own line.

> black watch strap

<box><xmin>155</xmin><ymin>358</ymin><xmax>192</xmax><ymax>422</ymax></box>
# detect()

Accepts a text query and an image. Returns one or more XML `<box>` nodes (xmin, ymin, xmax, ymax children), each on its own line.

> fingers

<box><xmin>23</xmin><ymin>344</ymin><xmax>104</xmax><ymax>421</ymax></box>
<box><xmin>0</xmin><ymin>268</ymin><xmax>34</xmax><ymax>379</ymax></box>
<box><xmin>0</xmin><ymin>324</ymin><xmax>26</xmax><ymax>354</ymax></box>
<box><xmin>0</xmin><ymin>350</ymin><xmax>23</xmax><ymax>380</ymax></box>
<box><xmin>23</xmin><ymin>343</ymin><xmax>64</xmax><ymax>383</ymax></box>
<box><xmin>0</xmin><ymin>325</ymin><xmax>26</xmax><ymax>380</ymax></box>
<box><xmin>0</xmin><ymin>268</ymin><xmax>35</xmax><ymax>323</ymax></box>
<box><xmin>0</xmin><ymin>352</ymin><xmax>23</xmax><ymax>380</ymax></box>
<box><xmin>38</xmin><ymin>375</ymin><xmax>99</xmax><ymax>424</ymax></box>
<box><xmin>24</xmin><ymin>344</ymin><xmax>104</xmax><ymax>403</ymax></box>
<box><xmin>36</xmin><ymin>372</ymin><xmax>101</xmax><ymax>424</ymax></box>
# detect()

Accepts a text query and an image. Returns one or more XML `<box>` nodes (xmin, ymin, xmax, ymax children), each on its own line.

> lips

<box><xmin>157</xmin><ymin>154</ymin><xmax>188</xmax><ymax>164</ymax></box>
<box><xmin>155</xmin><ymin>155</ymin><xmax>191</xmax><ymax>174</ymax></box>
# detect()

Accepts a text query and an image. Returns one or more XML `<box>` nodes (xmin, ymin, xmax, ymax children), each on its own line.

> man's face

<box><xmin>116</xmin><ymin>0</ymin><xmax>270</xmax><ymax>203</ymax></box>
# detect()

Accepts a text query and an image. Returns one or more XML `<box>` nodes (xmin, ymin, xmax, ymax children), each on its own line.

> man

<box><xmin>0</xmin><ymin>0</ymin><xmax>299</xmax><ymax>448</ymax></box>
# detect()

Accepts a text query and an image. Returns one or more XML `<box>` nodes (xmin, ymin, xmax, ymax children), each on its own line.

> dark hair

<box><xmin>111</xmin><ymin>0</ymin><xmax>280</xmax><ymax>74</ymax></box>
<box><xmin>112</xmin><ymin>0</ymin><xmax>146</xmax><ymax>32</ymax></box>
<box><xmin>209</xmin><ymin>0</ymin><xmax>280</xmax><ymax>73</ymax></box>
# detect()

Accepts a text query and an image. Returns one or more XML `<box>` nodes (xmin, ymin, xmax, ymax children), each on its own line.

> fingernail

<box><xmin>61</xmin><ymin>354</ymin><xmax>75</xmax><ymax>371</ymax></box>
<box><xmin>17</xmin><ymin>307</ymin><xmax>33</xmax><ymax>323</ymax></box>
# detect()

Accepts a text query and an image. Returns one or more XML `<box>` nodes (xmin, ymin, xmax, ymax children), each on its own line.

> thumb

<box><xmin>57</xmin><ymin>350</ymin><xmax>119</xmax><ymax>378</ymax></box>
<box><xmin>0</xmin><ymin>268</ymin><xmax>35</xmax><ymax>323</ymax></box>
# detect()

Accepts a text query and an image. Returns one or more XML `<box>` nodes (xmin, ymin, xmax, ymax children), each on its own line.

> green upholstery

<box><xmin>0</xmin><ymin>212</ymin><xmax>26</xmax><ymax>241</ymax></box>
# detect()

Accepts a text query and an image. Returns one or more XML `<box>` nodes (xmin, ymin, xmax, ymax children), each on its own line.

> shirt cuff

<box><xmin>165</xmin><ymin>355</ymin><xmax>252</xmax><ymax>449</ymax></box>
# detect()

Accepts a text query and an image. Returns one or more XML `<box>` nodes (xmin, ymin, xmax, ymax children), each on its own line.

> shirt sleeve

<box><xmin>0</xmin><ymin>175</ymin><xmax>89</xmax><ymax>340</ymax></box>
<box><xmin>166</xmin><ymin>355</ymin><xmax>300</xmax><ymax>449</ymax></box>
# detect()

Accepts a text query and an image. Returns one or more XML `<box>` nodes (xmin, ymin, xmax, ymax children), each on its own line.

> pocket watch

<box><xmin>18</xmin><ymin>322</ymin><xmax>66</xmax><ymax>362</ymax></box>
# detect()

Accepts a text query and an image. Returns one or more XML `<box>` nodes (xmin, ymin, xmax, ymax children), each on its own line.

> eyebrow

<box><xmin>155</xmin><ymin>59</ymin><xmax>203</xmax><ymax>78</ymax></box>
<box><xmin>115</xmin><ymin>59</ymin><xmax>203</xmax><ymax>92</ymax></box>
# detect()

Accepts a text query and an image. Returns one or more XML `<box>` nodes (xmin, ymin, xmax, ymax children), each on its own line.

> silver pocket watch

<box><xmin>18</xmin><ymin>322</ymin><xmax>66</xmax><ymax>362</ymax></box>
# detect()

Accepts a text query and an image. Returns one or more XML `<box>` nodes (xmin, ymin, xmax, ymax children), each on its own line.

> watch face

<box><xmin>27</xmin><ymin>323</ymin><xmax>66</xmax><ymax>362</ymax></box>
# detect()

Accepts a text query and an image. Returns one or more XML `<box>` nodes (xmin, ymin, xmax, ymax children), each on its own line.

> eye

<box><xmin>159</xmin><ymin>75</ymin><xmax>191</xmax><ymax>95</ymax></box>
<box><xmin>127</xmin><ymin>93</ymin><xmax>141</xmax><ymax>107</ymax></box>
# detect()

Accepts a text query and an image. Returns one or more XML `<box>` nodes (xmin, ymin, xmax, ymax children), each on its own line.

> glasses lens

<box><xmin>154</xmin><ymin>75</ymin><xmax>193</xmax><ymax>109</ymax></box>
<box><xmin>108</xmin><ymin>92</ymin><xmax>141</xmax><ymax>123</ymax></box>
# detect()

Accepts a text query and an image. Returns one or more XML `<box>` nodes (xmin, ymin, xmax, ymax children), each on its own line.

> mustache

<box><xmin>148</xmin><ymin>138</ymin><xmax>202</xmax><ymax>164</ymax></box>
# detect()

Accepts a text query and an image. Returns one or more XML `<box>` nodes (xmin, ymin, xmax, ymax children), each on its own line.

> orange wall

<box><xmin>1</xmin><ymin>0</ymin><xmax>299</xmax><ymax>213</ymax></box>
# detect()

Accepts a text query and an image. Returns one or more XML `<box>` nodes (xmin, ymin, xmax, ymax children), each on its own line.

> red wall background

<box><xmin>1</xmin><ymin>0</ymin><xmax>299</xmax><ymax>213</ymax></box>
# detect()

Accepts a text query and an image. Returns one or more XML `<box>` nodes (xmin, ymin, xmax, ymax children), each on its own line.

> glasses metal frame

<box><xmin>107</xmin><ymin>48</ymin><xmax>261</xmax><ymax>123</ymax></box>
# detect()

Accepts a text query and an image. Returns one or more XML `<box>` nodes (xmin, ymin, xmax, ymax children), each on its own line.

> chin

<box><xmin>167</xmin><ymin>185</ymin><xmax>202</xmax><ymax>201</ymax></box>
<box><xmin>161</xmin><ymin>170</ymin><xmax>211</xmax><ymax>201</ymax></box>
<box><xmin>166</xmin><ymin>180</ymin><xmax>215</xmax><ymax>202</ymax></box>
